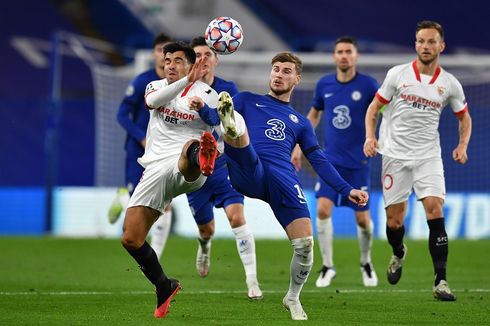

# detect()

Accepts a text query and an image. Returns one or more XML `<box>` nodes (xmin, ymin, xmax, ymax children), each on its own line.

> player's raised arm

<box><xmin>363</xmin><ymin>96</ymin><xmax>385</xmax><ymax>157</ymax></box>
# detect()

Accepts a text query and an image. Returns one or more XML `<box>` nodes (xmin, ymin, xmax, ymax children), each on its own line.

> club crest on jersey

<box><xmin>289</xmin><ymin>114</ymin><xmax>299</xmax><ymax>123</ymax></box>
<box><xmin>351</xmin><ymin>90</ymin><xmax>362</xmax><ymax>101</ymax></box>
<box><xmin>437</xmin><ymin>86</ymin><xmax>446</xmax><ymax>96</ymax></box>
<box><xmin>125</xmin><ymin>85</ymin><xmax>135</xmax><ymax>96</ymax></box>
<box><xmin>145</xmin><ymin>83</ymin><xmax>156</xmax><ymax>93</ymax></box>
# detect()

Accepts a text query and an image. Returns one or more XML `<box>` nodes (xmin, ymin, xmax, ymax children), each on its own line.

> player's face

<box><xmin>333</xmin><ymin>42</ymin><xmax>358</xmax><ymax>73</ymax></box>
<box><xmin>415</xmin><ymin>28</ymin><xmax>445</xmax><ymax>65</ymax></box>
<box><xmin>164</xmin><ymin>51</ymin><xmax>191</xmax><ymax>84</ymax></box>
<box><xmin>193</xmin><ymin>45</ymin><xmax>218</xmax><ymax>76</ymax></box>
<box><xmin>269</xmin><ymin>62</ymin><xmax>301</xmax><ymax>96</ymax></box>
<box><xmin>153</xmin><ymin>43</ymin><xmax>167</xmax><ymax>71</ymax></box>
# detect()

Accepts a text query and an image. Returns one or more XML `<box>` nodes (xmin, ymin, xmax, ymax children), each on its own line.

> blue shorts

<box><xmin>315</xmin><ymin>164</ymin><xmax>370</xmax><ymax>211</ymax></box>
<box><xmin>224</xmin><ymin>143</ymin><xmax>310</xmax><ymax>229</ymax></box>
<box><xmin>126</xmin><ymin>155</ymin><xmax>144</xmax><ymax>195</ymax></box>
<box><xmin>186</xmin><ymin>157</ymin><xmax>244</xmax><ymax>225</ymax></box>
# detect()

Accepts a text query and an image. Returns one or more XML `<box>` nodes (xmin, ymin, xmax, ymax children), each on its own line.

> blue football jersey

<box><xmin>233</xmin><ymin>92</ymin><xmax>320</xmax><ymax>174</ymax></box>
<box><xmin>311</xmin><ymin>73</ymin><xmax>378</xmax><ymax>168</ymax></box>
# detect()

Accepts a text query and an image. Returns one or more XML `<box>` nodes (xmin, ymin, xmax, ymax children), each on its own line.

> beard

<box><xmin>418</xmin><ymin>53</ymin><xmax>436</xmax><ymax>65</ymax></box>
<box><xmin>269</xmin><ymin>82</ymin><xmax>293</xmax><ymax>96</ymax></box>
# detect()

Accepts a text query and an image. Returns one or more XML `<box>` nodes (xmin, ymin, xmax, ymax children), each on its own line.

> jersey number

<box><xmin>294</xmin><ymin>184</ymin><xmax>307</xmax><ymax>204</ymax></box>
<box><xmin>332</xmin><ymin>105</ymin><xmax>352</xmax><ymax>129</ymax></box>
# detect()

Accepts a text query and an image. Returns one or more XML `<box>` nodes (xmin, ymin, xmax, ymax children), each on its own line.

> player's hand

<box><xmin>452</xmin><ymin>144</ymin><xmax>468</xmax><ymax>164</ymax></box>
<box><xmin>140</xmin><ymin>138</ymin><xmax>147</xmax><ymax>149</ymax></box>
<box><xmin>291</xmin><ymin>144</ymin><xmax>302</xmax><ymax>171</ymax></box>
<box><xmin>188</xmin><ymin>96</ymin><xmax>205</xmax><ymax>111</ymax></box>
<box><xmin>187</xmin><ymin>56</ymin><xmax>210</xmax><ymax>82</ymax></box>
<box><xmin>363</xmin><ymin>137</ymin><xmax>379</xmax><ymax>157</ymax></box>
<box><xmin>348</xmin><ymin>189</ymin><xmax>369</xmax><ymax>207</ymax></box>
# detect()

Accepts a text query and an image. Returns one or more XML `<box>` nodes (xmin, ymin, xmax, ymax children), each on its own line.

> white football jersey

<box><xmin>376</xmin><ymin>60</ymin><xmax>468</xmax><ymax>160</ymax></box>
<box><xmin>138</xmin><ymin>79</ymin><xmax>218</xmax><ymax>167</ymax></box>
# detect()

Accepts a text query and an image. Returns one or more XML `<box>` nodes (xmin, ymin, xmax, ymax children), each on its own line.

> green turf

<box><xmin>0</xmin><ymin>237</ymin><xmax>489</xmax><ymax>325</ymax></box>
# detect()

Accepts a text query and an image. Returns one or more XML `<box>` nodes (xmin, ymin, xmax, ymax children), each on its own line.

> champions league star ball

<box><xmin>204</xmin><ymin>16</ymin><xmax>244</xmax><ymax>55</ymax></box>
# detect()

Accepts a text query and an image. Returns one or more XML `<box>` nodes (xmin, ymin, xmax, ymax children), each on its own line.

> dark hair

<box><xmin>163</xmin><ymin>41</ymin><xmax>196</xmax><ymax>64</ymax></box>
<box><xmin>152</xmin><ymin>33</ymin><xmax>172</xmax><ymax>48</ymax></box>
<box><xmin>190</xmin><ymin>36</ymin><xmax>208</xmax><ymax>48</ymax></box>
<box><xmin>334</xmin><ymin>36</ymin><xmax>358</xmax><ymax>49</ymax></box>
<box><xmin>271</xmin><ymin>52</ymin><xmax>303</xmax><ymax>75</ymax></box>
<box><xmin>416</xmin><ymin>20</ymin><xmax>444</xmax><ymax>40</ymax></box>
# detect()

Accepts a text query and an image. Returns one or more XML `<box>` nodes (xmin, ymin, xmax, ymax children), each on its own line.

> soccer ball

<box><xmin>204</xmin><ymin>16</ymin><xmax>244</xmax><ymax>55</ymax></box>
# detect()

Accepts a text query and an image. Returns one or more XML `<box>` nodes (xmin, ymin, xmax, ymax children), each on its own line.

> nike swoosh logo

<box><xmin>324</xmin><ymin>93</ymin><xmax>334</xmax><ymax>98</ymax></box>
<box><xmin>255</xmin><ymin>103</ymin><xmax>267</xmax><ymax>107</ymax></box>
<box><xmin>299</xmin><ymin>200</ymin><xmax>307</xmax><ymax>204</ymax></box>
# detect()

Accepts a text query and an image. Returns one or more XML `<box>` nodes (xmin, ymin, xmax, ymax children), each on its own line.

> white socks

<box><xmin>316</xmin><ymin>217</ymin><xmax>333</xmax><ymax>267</ymax></box>
<box><xmin>232</xmin><ymin>224</ymin><xmax>258</xmax><ymax>286</ymax></box>
<box><xmin>220</xmin><ymin>110</ymin><xmax>246</xmax><ymax>138</ymax></box>
<box><xmin>357</xmin><ymin>220</ymin><xmax>374</xmax><ymax>265</ymax></box>
<box><xmin>286</xmin><ymin>236</ymin><xmax>314</xmax><ymax>300</ymax></box>
<box><xmin>150</xmin><ymin>209</ymin><xmax>172</xmax><ymax>260</ymax></box>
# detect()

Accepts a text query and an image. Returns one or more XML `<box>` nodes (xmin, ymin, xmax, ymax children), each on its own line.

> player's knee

<box><xmin>292</xmin><ymin>236</ymin><xmax>314</xmax><ymax>264</ymax></box>
<box><xmin>356</xmin><ymin>214</ymin><xmax>371</xmax><ymax>229</ymax></box>
<box><xmin>199</xmin><ymin>224</ymin><xmax>215</xmax><ymax>240</ymax></box>
<box><xmin>121</xmin><ymin>232</ymin><xmax>143</xmax><ymax>250</ymax></box>
<box><xmin>386</xmin><ymin>218</ymin><xmax>403</xmax><ymax>230</ymax></box>
<box><xmin>228</xmin><ymin>213</ymin><xmax>245</xmax><ymax>228</ymax></box>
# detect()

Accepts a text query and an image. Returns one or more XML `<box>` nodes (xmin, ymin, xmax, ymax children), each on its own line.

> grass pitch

<box><xmin>0</xmin><ymin>236</ymin><xmax>489</xmax><ymax>325</ymax></box>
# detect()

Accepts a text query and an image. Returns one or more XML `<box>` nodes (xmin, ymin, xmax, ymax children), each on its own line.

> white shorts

<box><xmin>381</xmin><ymin>156</ymin><xmax>446</xmax><ymax>208</ymax></box>
<box><xmin>128</xmin><ymin>156</ymin><xmax>207</xmax><ymax>213</ymax></box>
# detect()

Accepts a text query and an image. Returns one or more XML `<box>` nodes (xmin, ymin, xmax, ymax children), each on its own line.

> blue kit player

<box><xmin>194</xmin><ymin>52</ymin><xmax>368</xmax><ymax>320</ymax></box>
<box><xmin>292</xmin><ymin>36</ymin><xmax>379</xmax><ymax>288</ymax></box>
<box><xmin>108</xmin><ymin>33</ymin><xmax>173</xmax><ymax>260</ymax></box>
<box><xmin>186</xmin><ymin>36</ymin><xmax>262</xmax><ymax>300</ymax></box>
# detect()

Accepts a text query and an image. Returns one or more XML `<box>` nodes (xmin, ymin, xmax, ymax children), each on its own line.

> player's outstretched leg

<box><xmin>196</xmin><ymin>237</ymin><xmax>211</xmax><ymax>277</ymax></box>
<box><xmin>199</xmin><ymin>131</ymin><xmax>218</xmax><ymax>176</ymax></box>
<box><xmin>387</xmin><ymin>243</ymin><xmax>407</xmax><ymax>285</ymax></box>
<box><xmin>154</xmin><ymin>278</ymin><xmax>182</xmax><ymax>318</ymax></box>
<box><xmin>217</xmin><ymin>91</ymin><xmax>239</xmax><ymax>139</ymax></box>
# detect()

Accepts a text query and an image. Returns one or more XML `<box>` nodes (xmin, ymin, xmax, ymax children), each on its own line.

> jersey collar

<box><xmin>412</xmin><ymin>60</ymin><xmax>441</xmax><ymax>84</ymax></box>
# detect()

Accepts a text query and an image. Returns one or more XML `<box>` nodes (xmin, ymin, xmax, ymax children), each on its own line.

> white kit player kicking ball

<box><xmin>121</xmin><ymin>41</ymin><xmax>220</xmax><ymax>319</ymax></box>
<box><xmin>364</xmin><ymin>21</ymin><xmax>472</xmax><ymax>301</ymax></box>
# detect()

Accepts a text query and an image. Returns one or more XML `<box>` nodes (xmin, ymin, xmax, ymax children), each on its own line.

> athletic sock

<box><xmin>187</xmin><ymin>141</ymin><xmax>200</xmax><ymax>168</ymax></box>
<box><xmin>232</xmin><ymin>224</ymin><xmax>258</xmax><ymax>285</ymax></box>
<box><xmin>150</xmin><ymin>209</ymin><xmax>172</xmax><ymax>261</ymax></box>
<box><xmin>386</xmin><ymin>224</ymin><xmax>405</xmax><ymax>259</ymax></box>
<box><xmin>198</xmin><ymin>237</ymin><xmax>211</xmax><ymax>252</ymax></box>
<box><xmin>357</xmin><ymin>220</ymin><xmax>374</xmax><ymax>265</ymax></box>
<box><xmin>286</xmin><ymin>236</ymin><xmax>314</xmax><ymax>300</ymax></box>
<box><xmin>428</xmin><ymin>218</ymin><xmax>448</xmax><ymax>286</ymax></box>
<box><xmin>126</xmin><ymin>241</ymin><xmax>168</xmax><ymax>292</ymax></box>
<box><xmin>316</xmin><ymin>217</ymin><xmax>333</xmax><ymax>267</ymax></box>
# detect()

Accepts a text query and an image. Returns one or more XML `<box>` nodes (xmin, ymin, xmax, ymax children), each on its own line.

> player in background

<box><xmin>108</xmin><ymin>33</ymin><xmax>173</xmax><ymax>260</ymax></box>
<box><xmin>364</xmin><ymin>21</ymin><xmax>472</xmax><ymax>301</ymax></box>
<box><xmin>121</xmin><ymin>41</ymin><xmax>220</xmax><ymax>318</ymax></box>
<box><xmin>186</xmin><ymin>36</ymin><xmax>262</xmax><ymax>300</ymax></box>
<box><xmin>193</xmin><ymin>52</ymin><xmax>368</xmax><ymax>320</ymax></box>
<box><xmin>291</xmin><ymin>36</ymin><xmax>379</xmax><ymax>288</ymax></box>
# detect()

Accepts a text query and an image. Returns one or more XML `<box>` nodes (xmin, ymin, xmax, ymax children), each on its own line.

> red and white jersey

<box><xmin>139</xmin><ymin>78</ymin><xmax>218</xmax><ymax>167</ymax></box>
<box><xmin>376</xmin><ymin>60</ymin><xmax>468</xmax><ymax>159</ymax></box>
